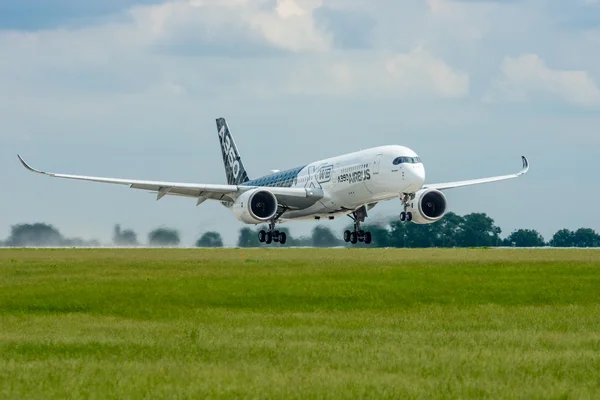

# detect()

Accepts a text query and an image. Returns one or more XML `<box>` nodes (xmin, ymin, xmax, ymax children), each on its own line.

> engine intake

<box><xmin>250</xmin><ymin>190</ymin><xmax>277</xmax><ymax>219</ymax></box>
<box><xmin>232</xmin><ymin>189</ymin><xmax>278</xmax><ymax>224</ymax></box>
<box><xmin>407</xmin><ymin>188</ymin><xmax>448</xmax><ymax>224</ymax></box>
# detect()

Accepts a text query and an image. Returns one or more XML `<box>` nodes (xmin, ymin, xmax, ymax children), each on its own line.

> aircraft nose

<box><xmin>406</xmin><ymin>163</ymin><xmax>425</xmax><ymax>191</ymax></box>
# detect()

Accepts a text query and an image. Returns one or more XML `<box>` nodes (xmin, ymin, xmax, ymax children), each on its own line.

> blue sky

<box><xmin>1</xmin><ymin>0</ymin><xmax>599</xmax><ymax>246</ymax></box>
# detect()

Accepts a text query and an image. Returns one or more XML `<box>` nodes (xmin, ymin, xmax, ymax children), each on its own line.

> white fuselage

<box><xmin>280</xmin><ymin>145</ymin><xmax>425</xmax><ymax>220</ymax></box>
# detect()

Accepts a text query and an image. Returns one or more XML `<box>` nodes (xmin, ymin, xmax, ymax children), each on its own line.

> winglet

<box><xmin>17</xmin><ymin>154</ymin><xmax>47</xmax><ymax>175</ymax></box>
<box><xmin>520</xmin><ymin>156</ymin><xmax>529</xmax><ymax>175</ymax></box>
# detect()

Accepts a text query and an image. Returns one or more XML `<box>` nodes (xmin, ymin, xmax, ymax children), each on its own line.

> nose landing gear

<box><xmin>400</xmin><ymin>193</ymin><xmax>414</xmax><ymax>222</ymax></box>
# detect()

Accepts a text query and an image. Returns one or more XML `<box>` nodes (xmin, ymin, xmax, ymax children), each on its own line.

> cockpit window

<box><xmin>393</xmin><ymin>156</ymin><xmax>421</xmax><ymax>165</ymax></box>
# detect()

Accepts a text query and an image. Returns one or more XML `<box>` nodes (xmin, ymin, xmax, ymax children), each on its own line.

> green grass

<box><xmin>1</xmin><ymin>248</ymin><xmax>600</xmax><ymax>399</ymax></box>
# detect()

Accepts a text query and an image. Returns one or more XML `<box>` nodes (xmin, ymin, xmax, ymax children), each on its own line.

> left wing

<box><xmin>424</xmin><ymin>156</ymin><xmax>529</xmax><ymax>191</ymax></box>
<box><xmin>17</xmin><ymin>155</ymin><xmax>322</xmax><ymax>209</ymax></box>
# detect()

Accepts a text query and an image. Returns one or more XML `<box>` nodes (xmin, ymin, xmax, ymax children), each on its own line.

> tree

<box><xmin>459</xmin><ymin>213</ymin><xmax>502</xmax><ymax>247</ymax></box>
<box><xmin>6</xmin><ymin>223</ymin><xmax>64</xmax><ymax>247</ymax></box>
<box><xmin>312</xmin><ymin>225</ymin><xmax>340</xmax><ymax>247</ymax></box>
<box><xmin>237</xmin><ymin>227</ymin><xmax>261</xmax><ymax>247</ymax></box>
<box><xmin>437</xmin><ymin>212</ymin><xmax>464</xmax><ymax>247</ymax></box>
<box><xmin>572</xmin><ymin>228</ymin><xmax>600</xmax><ymax>248</ymax></box>
<box><xmin>503</xmin><ymin>229</ymin><xmax>545</xmax><ymax>247</ymax></box>
<box><xmin>361</xmin><ymin>224</ymin><xmax>392</xmax><ymax>247</ymax></box>
<box><xmin>196</xmin><ymin>231</ymin><xmax>224</xmax><ymax>247</ymax></box>
<box><xmin>290</xmin><ymin>235</ymin><xmax>313</xmax><ymax>247</ymax></box>
<box><xmin>388</xmin><ymin>219</ymin><xmax>408</xmax><ymax>248</ymax></box>
<box><xmin>549</xmin><ymin>229</ymin><xmax>575</xmax><ymax>247</ymax></box>
<box><xmin>148</xmin><ymin>228</ymin><xmax>180</xmax><ymax>247</ymax></box>
<box><xmin>113</xmin><ymin>224</ymin><xmax>138</xmax><ymax>246</ymax></box>
<box><xmin>387</xmin><ymin>219</ymin><xmax>443</xmax><ymax>248</ymax></box>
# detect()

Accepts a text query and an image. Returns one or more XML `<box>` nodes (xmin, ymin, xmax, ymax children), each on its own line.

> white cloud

<box><xmin>385</xmin><ymin>47</ymin><xmax>469</xmax><ymax>99</ymax></box>
<box><xmin>485</xmin><ymin>54</ymin><xmax>600</xmax><ymax>107</ymax></box>
<box><xmin>424</xmin><ymin>0</ymin><xmax>492</xmax><ymax>40</ymax></box>
<box><xmin>241</xmin><ymin>48</ymin><xmax>469</xmax><ymax>99</ymax></box>
<box><xmin>128</xmin><ymin>0</ymin><xmax>331</xmax><ymax>53</ymax></box>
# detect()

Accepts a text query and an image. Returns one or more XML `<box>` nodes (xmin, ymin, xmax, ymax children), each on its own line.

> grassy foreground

<box><xmin>1</xmin><ymin>248</ymin><xmax>599</xmax><ymax>399</ymax></box>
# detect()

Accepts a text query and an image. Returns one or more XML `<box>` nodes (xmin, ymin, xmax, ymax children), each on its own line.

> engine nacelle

<box><xmin>232</xmin><ymin>189</ymin><xmax>278</xmax><ymax>224</ymax></box>
<box><xmin>406</xmin><ymin>188</ymin><xmax>448</xmax><ymax>224</ymax></box>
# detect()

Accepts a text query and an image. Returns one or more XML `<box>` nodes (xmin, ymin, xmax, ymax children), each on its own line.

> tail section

<box><xmin>216</xmin><ymin>118</ymin><xmax>250</xmax><ymax>185</ymax></box>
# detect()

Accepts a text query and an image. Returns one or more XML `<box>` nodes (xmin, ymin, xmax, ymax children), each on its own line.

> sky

<box><xmin>1</xmin><ymin>0</ymin><xmax>599</xmax><ymax>246</ymax></box>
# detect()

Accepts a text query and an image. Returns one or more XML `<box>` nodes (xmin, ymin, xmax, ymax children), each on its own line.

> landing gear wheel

<box><xmin>364</xmin><ymin>232</ymin><xmax>372</xmax><ymax>245</ymax></box>
<box><xmin>279</xmin><ymin>232</ymin><xmax>287</xmax><ymax>245</ymax></box>
<box><xmin>343</xmin><ymin>230</ymin><xmax>351</xmax><ymax>243</ymax></box>
<box><xmin>265</xmin><ymin>232</ymin><xmax>273</xmax><ymax>244</ymax></box>
<box><xmin>400</xmin><ymin>212</ymin><xmax>406</xmax><ymax>221</ymax></box>
<box><xmin>406</xmin><ymin>212</ymin><xmax>413</xmax><ymax>222</ymax></box>
<box><xmin>347</xmin><ymin>206</ymin><xmax>370</xmax><ymax>246</ymax></box>
<box><xmin>258</xmin><ymin>230</ymin><xmax>266</xmax><ymax>243</ymax></box>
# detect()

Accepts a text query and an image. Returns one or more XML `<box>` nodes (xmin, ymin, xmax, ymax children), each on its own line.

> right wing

<box><xmin>17</xmin><ymin>155</ymin><xmax>322</xmax><ymax>209</ymax></box>
<box><xmin>424</xmin><ymin>156</ymin><xmax>529</xmax><ymax>191</ymax></box>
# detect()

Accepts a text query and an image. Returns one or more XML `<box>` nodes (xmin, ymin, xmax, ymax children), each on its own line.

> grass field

<box><xmin>1</xmin><ymin>248</ymin><xmax>599</xmax><ymax>399</ymax></box>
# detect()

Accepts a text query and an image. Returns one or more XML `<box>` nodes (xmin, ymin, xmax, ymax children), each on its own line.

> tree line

<box><xmin>1</xmin><ymin>213</ymin><xmax>599</xmax><ymax>248</ymax></box>
<box><xmin>0</xmin><ymin>224</ymin><xmax>183</xmax><ymax>248</ymax></box>
<box><xmin>234</xmin><ymin>212</ymin><xmax>599</xmax><ymax>248</ymax></box>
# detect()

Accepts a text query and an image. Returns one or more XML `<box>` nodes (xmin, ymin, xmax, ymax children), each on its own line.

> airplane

<box><xmin>17</xmin><ymin>117</ymin><xmax>529</xmax><ymax>245</ymax></box>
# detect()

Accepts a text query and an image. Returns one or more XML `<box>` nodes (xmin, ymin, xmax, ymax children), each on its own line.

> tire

<box><xmin>400</xmin><ymin>212</ymin><xmax>406</xmax><ymax>221</ymax></box>
<box><xmin>258</xmin><ymin>230</ymin><xmax>266</xmax><ymax>243</ymax></box>
<box><xmin>406</xmin><ymin>212</ymin><xmax>413</xmax><ymax>222</ymax></box>
<box><xmin>350</xmin><ymin>232</ymin><xmax>358</xmax><ymax>244</ymax></box>
<box><xmin>358</xmin><ymin>230</ymin><xmax>365</xmax><ymax>240</ymax></box>
<box><xmin>343</xmin><ymin>230</ymin><xmax>351</xmax><ymax>242</ymax></box>
<box><xmin>364</xmin><ymin>232</ymin><xmax>372</xmax><ymax>245</ymax></box>
<box><xmin>266</xmin><ymin>232</ymin><xmax>272</xmax><ymax>244</ymax></box>
<box><xmin>279</xmin><ymin>232</ymin><xmax>287</xmax><ymax>245</ymax></box>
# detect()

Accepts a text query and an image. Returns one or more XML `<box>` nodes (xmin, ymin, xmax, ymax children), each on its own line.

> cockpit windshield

<box><xmin>392</xmin><ymin>156</ymin><xmax>422</xmax><ymax>165</ymax></box>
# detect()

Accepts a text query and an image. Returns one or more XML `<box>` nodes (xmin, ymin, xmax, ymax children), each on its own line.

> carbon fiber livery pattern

<box><xmin>216</xmin><ymin>118</ymin><xmax>250</xmax><ymax>185</ymax></box>
<box><xmin>242</xmin><ymin>165</ymin><xmax>306</xmax><ymax>188</ymax></box>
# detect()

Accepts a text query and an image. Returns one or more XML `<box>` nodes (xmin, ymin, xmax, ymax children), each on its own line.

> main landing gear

<box><xmin>399</xmin><ymin>193</ymin><xmax>413</xmax><ymax>222</ymax></box>
<box><xmin>258</xmin><ymin>220</ymin><xmax>287</xmax><ymax>245</ymax></box>
<box><xmin>343</xmin><ymin>206</ymin><xmax>372</xmax><ymax>245</ymax></box>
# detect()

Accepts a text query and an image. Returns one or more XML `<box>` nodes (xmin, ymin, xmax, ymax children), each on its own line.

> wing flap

<box><xmin>424</xmin><ymin>156</ymin><xmax>529</xmax><ymax>191</ymax></box>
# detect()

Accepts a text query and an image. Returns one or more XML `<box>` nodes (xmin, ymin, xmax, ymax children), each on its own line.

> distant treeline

<box><xmin>1</xmin><ymin>213</ymin><xmax>599</xmax><ymax>248</ymax></box>
<box><xmin>236</xmin><ymin>212</ymin><xmax>600</xmax><ymax>248</ymax></box>
<box><xmin>0</xmin><ymin>224</ymin><xmax>182</xmax><ymax>248</ymax></box>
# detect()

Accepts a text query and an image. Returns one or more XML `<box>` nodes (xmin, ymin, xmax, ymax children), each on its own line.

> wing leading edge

<box><xmin>424</xmin><ymin>156</ymin><xmax>529</xmax><ymax>191</ymax></box>
<box><xmin>17</xmin><ymin>155</ymin><xmax>322</xmax><ymax>209</ymax></box>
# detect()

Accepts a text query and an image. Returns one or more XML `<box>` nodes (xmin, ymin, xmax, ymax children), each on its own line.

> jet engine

<box><xmin>406</xmin><ymin>188</ymin><xmax>447</xmax><ymax>224</ymax></box>
<box><xmin>232</xmin><ymin>189</ymin><xmax>278</xmax><ymax>224</ymax></box>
